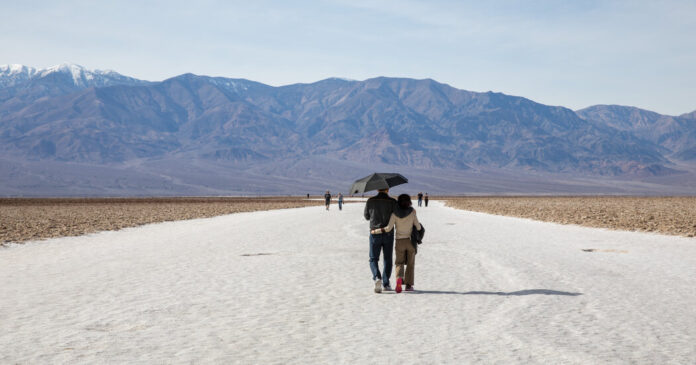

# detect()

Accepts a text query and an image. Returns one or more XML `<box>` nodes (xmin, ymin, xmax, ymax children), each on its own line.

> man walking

<box><xmin>364</xmin><ymin>188</ymin><xmax>397</xmax><ymax>293</ymax></box>
<box><xmin>324</xmin><ymin>190</ymin><xmax>331</xmax><ymax>210</ymax></box>
<box><xmin>417</xmin><ymin>192</ymin><xmax>423</xmax><ymax>207</ymax></box>
<box><xmin>424</xmin><ymin>193</ymin><xmax>429</xmax><ymax>207</ymax></box>
<box><xmin>338</xmin><ymin>192</ymin><xmax>344</xmax><ymax>211</ymax></box>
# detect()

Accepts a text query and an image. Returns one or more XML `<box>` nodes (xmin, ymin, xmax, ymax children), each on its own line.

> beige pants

<box><xmin>395</xmin><ymin>238</ymin><xmax>416</xmax><ymax>286</ymax></box>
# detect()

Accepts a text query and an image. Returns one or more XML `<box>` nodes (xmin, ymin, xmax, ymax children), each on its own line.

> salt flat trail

<box><xmin>2</xmin><ymin>201</ymin><xmax>695</xmax><ymax>364</ymax></box>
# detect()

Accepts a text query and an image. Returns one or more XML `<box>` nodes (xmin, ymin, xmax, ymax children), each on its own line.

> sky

<box><xmin>1</xmin><ymin>0</ymin><xmax>695</xmax><ymax>115</ymax></box>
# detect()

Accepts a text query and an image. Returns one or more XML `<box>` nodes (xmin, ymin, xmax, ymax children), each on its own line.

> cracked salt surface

<box><xmin>1</xmin><ymin>201</ymin><xmax>695</xmax><ymax>363</ymax></box>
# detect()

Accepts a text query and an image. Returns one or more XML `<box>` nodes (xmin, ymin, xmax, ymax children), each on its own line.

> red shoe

<box><xmin>395</xmin><ymin>278</ymin><xmax>403</xmax><ymax>293</ymax></box>
<box><xmin>405</xmin><ymin>285</ymin><xmax>414</xmax><ymax>292</ymax></box>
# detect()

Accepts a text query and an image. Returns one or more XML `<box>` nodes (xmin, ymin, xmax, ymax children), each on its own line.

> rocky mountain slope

<box><xmin>577</xmin><ymin>105</ymin><xmax>696</xmax><ymax>160</ymax></box>
<box><xmin>1</xmin><ymin>64</ymin><xmax>694</xmax><ymax>195</ymax></box>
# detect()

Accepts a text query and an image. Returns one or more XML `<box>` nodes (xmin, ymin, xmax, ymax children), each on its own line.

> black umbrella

<box><xmin>349</xmin><ymin>173</ymin><xmax>408</xmax><ymax>195</ymax></box>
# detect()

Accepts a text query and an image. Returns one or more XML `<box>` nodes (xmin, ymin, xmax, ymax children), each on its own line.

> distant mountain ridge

<box><xmin>0</xmin><ymin>63</ymin><xmax>150</xmax><ymax>119</ymax></box>
<box><xmin>0</xmin><ymin>63</ymin><xmax>148</xmax><ymax>88</ymax></box>
<box><xmin>1</xmin><ymin>63</ymin><xmax>695</xmax><ymax>195</ymax></box>
<box><xmin>577</xmin><ymin>105</ymin><xmax>696</xmax><ymax>160</ymax></box>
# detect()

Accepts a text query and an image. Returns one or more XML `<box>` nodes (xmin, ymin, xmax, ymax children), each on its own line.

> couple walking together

<box><xmin>364</xmin><ymin>189</ymin><xmax>424</xmax><ymax>293</ymax></box>
<box><xmin>417</xmin><ymin>192</ymin><xmax>429</xmax><ymax>207</ymax></box>
<box><xmin>324</xmin><ymin>191</ymin><xmax>343</xmax><ymax>210</ymax></box>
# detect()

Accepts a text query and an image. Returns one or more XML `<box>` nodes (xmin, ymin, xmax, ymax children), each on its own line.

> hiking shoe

<box><xmin>395</xmin><ymin>278</ymin><xmax>403</xmax><ymax>293</ymax></box>
<box><xmin>383</xmin><ymin>285</ymin><xmax>393</xmax><ymax>292</ymax></box>
<box><xmin>405</xmin><ymin>285</ymin><xmax>414</xmax><ymax>292</ymax></box>
<box><xmin>374</xmin><ymin>279</ymin><xmax>382</xmax><ymax>293</ymax></box>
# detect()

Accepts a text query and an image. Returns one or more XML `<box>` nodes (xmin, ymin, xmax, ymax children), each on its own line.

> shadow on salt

<box><xmin>410</xmin><ymin>289</ymin><xmax>582</xmax><ymax>296</ymax></box>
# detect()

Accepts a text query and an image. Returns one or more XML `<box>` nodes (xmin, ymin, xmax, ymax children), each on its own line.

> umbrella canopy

<box><xmin>349</xmin><ymin>173</ymin><xmax>408</xmax><ymax>195</ymax></box>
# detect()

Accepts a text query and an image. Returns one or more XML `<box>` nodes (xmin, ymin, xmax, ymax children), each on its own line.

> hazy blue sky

<box><xmin>2</xmin><ymin>0</ymin><xmax>695</xmax><ymax>115</ymax></box>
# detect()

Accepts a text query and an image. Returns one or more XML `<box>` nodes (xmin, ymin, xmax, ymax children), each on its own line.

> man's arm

<box><xmin>364</xmin><ymin>201</ymin><xmax>371</xmax><ymax>220</ymax></box>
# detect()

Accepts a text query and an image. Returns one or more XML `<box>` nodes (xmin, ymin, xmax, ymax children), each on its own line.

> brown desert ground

<box><xmin>444</xmin><ymin>196</ymin><xmax>696</xmax><ymax>238</ymax></box>
<box><xmin>0</xmin><ymin>197</ymin><xmax>325</xmax><ymax>244</ymax></box>
<box><xmin>3</xmin><ymin>196</ymin><xmax>695</xmax><ymax>244</ymax></box>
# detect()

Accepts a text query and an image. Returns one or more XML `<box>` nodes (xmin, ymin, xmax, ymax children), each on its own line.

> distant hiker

<box><xmin>364</xmin><ymin>188</ymin><xmax>398</xmax><ymax>293</ymax></box>
<box><xmin>417</xmin><ymin>192</ymin><xmax>423</xmax><ymax>207</ymax></box>
<box><xmin>307</xmin><ymin>193</ymin><xmax>310</xmax><ymax>199</ymax></box>
<box><xmin>424</xmin><ymin>193</ymin><xmax>429</xmax><ymax>207</ymax></box>
<box><xmin>338</xmin><ymin>193</ymin><xmax>344</xmax><ymax>210</ymax></box>
<box><xmin>372</xmin><ymin>194</ymin><xmax>423</xmax><ymax>292</ymax></box>
<box><xmin>324</xmin><ymin>191</ymin><xmax>331</xmax><ymax>210</ymax></box>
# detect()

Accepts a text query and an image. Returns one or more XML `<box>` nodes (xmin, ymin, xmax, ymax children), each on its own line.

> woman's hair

<box><xmin>397</xmin><ymin>194</ymin><xmax>412</xmax><ymax>209</ymax></box>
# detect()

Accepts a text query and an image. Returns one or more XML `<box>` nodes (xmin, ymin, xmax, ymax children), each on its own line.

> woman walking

<box><xmin>370</xmin><ymin>194</ymin><xmax>421</xmax><ymax>292</ymax></box>
<box><xmin>338</xmin><ymin>192</ymin><xmax>344</xmax><ymax>210</ymax></box>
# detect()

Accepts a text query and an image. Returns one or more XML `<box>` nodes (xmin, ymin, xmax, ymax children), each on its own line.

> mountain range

<box><xmin>1</xmin><ymin>63</ymin><xmax>695</xmax><ymax>195</ymax></box>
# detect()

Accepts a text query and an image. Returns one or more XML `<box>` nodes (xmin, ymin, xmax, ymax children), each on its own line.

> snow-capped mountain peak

<box><xmin>0</xmin><ymin>63</ymin><xmax>148</xmax><ymax>88</ymax></box>
<box><xmin>0</xmin><ymin>64</ymin><xmax>37</xmax><ymax>75</ymax></box>
<box><xmin>0</xmin><ymin>64</ymin><xmax>39</xmax><ymax>87</ymax></box>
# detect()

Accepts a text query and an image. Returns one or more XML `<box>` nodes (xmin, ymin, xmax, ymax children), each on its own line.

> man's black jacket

<box><xmin>364</xmin><ymin>192</ymin><xmax>397</xmax><ymax>230</ymax></box>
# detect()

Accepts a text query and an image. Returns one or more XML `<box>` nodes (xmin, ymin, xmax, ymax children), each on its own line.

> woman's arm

<box><xmin>370</xmin><ymin>213</ymin><xmax>395</xmax><ymax>234</ymax></box>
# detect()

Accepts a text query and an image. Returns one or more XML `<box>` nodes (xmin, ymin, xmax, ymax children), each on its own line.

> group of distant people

<box><xmin>319</xmin><ymin>191</ymin><xmax>429</xmax><ymax>212</ymax></box>
<box><xmin>313</xmin><ymin>189</ymin><xmax>430</xmax><ymax>293</ymax></box>
<box><xmin>416</xmin><ymin>192</ymin><xmax>429</xmax><ymax>207</ymax></box>
<box><xmin>323</xmin><ymin>191</ymin><xmax>343</xmax><ymax>210</ymax></box>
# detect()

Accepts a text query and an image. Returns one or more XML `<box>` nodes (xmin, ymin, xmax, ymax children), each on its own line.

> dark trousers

<box><xmin>338</xmin><ymin>201</ymin><xmax>343</xmax><ymax>210</ymax></box>
<box><xmin>369</xmin><ymin>232</ymin><xmax>394</xmax><ymax>287</ymax></box>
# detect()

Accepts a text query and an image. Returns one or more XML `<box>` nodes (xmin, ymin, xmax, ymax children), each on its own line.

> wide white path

<box><xmin>2</xmin><ymin>201</ymin><xmax>695</xmax><ymax>364</ymax></box>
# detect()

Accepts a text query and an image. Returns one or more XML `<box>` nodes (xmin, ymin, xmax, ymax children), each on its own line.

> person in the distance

<box><xmin>324</xmin><ymin>190</ymin><xmax>331</xmax><ymax>210</ymax></box>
